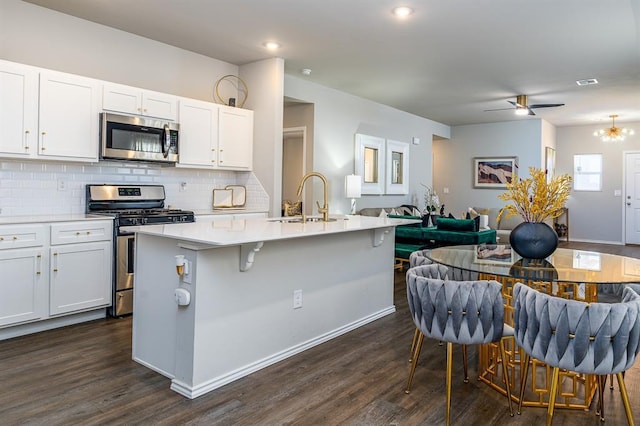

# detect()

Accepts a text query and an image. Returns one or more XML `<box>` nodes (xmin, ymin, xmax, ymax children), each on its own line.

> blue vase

<box><xmin>509</xmin><ymin>222</ymin><xmax>558</xmax><ymax>259</ymax></box>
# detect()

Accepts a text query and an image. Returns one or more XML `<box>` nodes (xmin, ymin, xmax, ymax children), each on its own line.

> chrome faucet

<box><xmin>296</xmin><ymin>172</ymin><xmax>329</xmax><ymax>222</ymax></box>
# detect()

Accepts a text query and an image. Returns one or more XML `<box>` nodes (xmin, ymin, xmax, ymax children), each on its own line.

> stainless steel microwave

<box><xmin>100</xmin><ymin>113</ymin><xmax>179</xmax><ymax>163</ymax></box>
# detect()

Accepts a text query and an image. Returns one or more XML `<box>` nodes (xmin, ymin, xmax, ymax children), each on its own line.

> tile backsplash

<box><xmin>0</xmin><ymin>159</ymin><xmax>269</xmax><ymax>216</ymax></box>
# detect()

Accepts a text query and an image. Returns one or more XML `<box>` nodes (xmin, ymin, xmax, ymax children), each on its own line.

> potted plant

<box><xmin>498</xmin><ymin>167</ymin><xmax>572</xmax><ymax>259</ymax></box>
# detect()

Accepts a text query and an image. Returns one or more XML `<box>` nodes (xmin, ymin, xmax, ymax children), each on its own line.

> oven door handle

<box><xmin>162</xmin><ymin>124</ymin><xmax>171</xmax><ymax>158</ymax></box>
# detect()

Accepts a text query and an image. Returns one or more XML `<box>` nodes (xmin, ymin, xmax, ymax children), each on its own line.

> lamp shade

<box><xmin>345</xmin><ymin>175</ymin><xmax>362</xmax><ymax>199</ymax></box>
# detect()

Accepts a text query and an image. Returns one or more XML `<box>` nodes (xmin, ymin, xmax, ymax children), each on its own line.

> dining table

<box><xmin>425</xmin><ymin>244</ymin><xmax>640</xmax><ymax>410</ymax></box>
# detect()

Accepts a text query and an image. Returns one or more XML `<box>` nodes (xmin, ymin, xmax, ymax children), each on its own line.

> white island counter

<box><xmin>133</xmin><ymin>215</ymin><xmax>417</xmax><ymax>399</ymax></box>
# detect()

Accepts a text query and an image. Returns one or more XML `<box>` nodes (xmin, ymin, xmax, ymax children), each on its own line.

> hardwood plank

<box><xmin>1</xmin><ymin>241</ymin><xmax>638</xmax><ymax>425</ymax></box>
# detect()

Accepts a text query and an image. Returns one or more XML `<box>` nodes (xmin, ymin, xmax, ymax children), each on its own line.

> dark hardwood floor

<box><xmin>1</xmin><ymin>241</ymin><xmax>639</xmax><ymax>425</ymax></box>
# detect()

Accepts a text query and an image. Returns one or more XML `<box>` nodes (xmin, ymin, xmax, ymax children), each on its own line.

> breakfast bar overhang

<box><xmin>132</xmin><ymin>215</ymin><xmax>416</xmax><ymax>399</ymax></box>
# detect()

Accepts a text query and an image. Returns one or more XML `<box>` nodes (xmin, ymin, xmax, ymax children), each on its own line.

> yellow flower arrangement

<box><xmin>498</xmin><ymin>167</ymin><xmax>572</xmax><ymax>223</ymax></box>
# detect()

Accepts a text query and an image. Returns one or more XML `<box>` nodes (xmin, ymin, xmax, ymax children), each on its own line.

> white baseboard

<box><xmin>170</xmin><ymin>305</ymin><xmax>396</xmax><ymax>399</ymax></box>
<box><xmin>0</xmin><ymin>309</ymin><xmax>107</xmax><ymax>341</ymax></box>
<box><xmin>566</xmin><ymin>238</ymin><xmax>623</xmax><ymax>246</ymax></box>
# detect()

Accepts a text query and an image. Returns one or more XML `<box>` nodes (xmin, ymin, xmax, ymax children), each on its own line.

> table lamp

<box><xmin>345</xmin><ymin>174</ymin><xmax>362</xmax><ymax>215</ymax></box>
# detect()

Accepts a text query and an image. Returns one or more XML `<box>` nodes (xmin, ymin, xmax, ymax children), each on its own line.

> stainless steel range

<box><xmin>86</xmin><ymin>184</ymin><xmax>195</xmax><ymax>316</ymax></box>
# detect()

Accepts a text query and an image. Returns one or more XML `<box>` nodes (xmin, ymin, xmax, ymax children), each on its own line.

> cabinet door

<box><xmin>142</xmin><ymin>91</ymin><xmax>177</xmax><ymax>121</ymax></box>
<box><xmin>0</xmin><ymin>60</ymin><xmax>38</xmax><ymax>158</ymax></box>
<box><xmin>38</xmin><ymin>71</ymin><xmax>100</xmax><ymax>161</ymax></box>
<box><xmin>103</xmin><ymin>83</ymin><xmax>142</xmax><ymax>116</ymax></box>
<box><xmin>0</xmin><ymin>249</ymin><xmax>47</xmax><ymax>327</ymax></box>
<box><xmin>49</xmin><ymin>241</ymin><xmax>112</xmax><ymax>315</ymax></box>
<box><xmin>218</xmin><ymin>106</ymin><xmax>253</xmax><ymax>170</ymax></box>
<box><xmin>178</xmin><ymin>99</ymin><xmax>218</xmax><ymax>167</ymax></box>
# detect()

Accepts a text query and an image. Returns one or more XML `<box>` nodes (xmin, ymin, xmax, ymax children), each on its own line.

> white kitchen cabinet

<box><xmin>49</xmin><ymin>241</ymin><xmax>111</xmax><ymax>316</ymax></box>
<box><xmin>178</xmin><ymin>100</ymin><xmax>253</xmax><ymax>170</ymax></box>
<box><xmin>177</xmin><ymin>98</ymin><xmax>218</xmax><ymax>167</ymax></box>
<box><xmin>38</xmin><ymin>70</ymin><xmax>100</xmax><ymax>161</ymax></box>
<box><xmin>49</xmin><ymin>221</ymin><xmax>112</xmax><ymax>316</ymax></box>
<box><xmin>0</xmin><ymin>224</ymin><xmax>48</xmax><ymax>328</ymax></box>
<box><xmin>0</xmin><ymin>60</ymin><xmax>38</xmax><ymax>158</ymax></box>
<box><xmin>103</xmin><ymin>82</ymin><xmax>177</xmax><ymax>121</ymax></box>
<box><xmin>218</xmin><ymin>105</ymin><xmax>253</xmax><ymax>170</ymax></box>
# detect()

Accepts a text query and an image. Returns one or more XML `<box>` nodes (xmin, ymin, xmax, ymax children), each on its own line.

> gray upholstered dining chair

<box><xmin>405</xmin><ymin>265</ymin><xmax>514</xmax><ymax>425</ymax></box>
<box><xmin>513</xmin><ymin>283</ymin><xmax>640</xmax><ymax>425</ymax></box>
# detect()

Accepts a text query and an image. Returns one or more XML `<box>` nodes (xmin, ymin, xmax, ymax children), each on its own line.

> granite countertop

<box><xmin>136</xmin><ymin>215</ymin><xmax>419</xmax><ymax>246</ymax></box>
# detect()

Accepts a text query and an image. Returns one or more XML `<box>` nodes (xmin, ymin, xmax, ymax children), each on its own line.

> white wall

<box><xmin>433</xmin><ymin>119</ymin><xmax>545</xmax><ymax>217</ymax></box>
<box><xmin>284</xmin><ymin>75</ymin><xmax>450</xmax><ymax>215</ymax></box>
<box><xmin>557</xmin><ymin>121</ymin><xmax>640</xmax><ymax>244</ymax></box>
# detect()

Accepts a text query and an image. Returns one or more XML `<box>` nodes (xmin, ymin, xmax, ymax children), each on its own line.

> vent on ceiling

<box><xmin>576</xmin><ymin>78</ymin><xmax>599</xmax><ymax>86</ymax></box>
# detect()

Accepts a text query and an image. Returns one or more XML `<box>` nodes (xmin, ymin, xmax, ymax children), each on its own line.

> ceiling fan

<box><xmin>485</xmin><ymin>95</ymin><xmax>565</xmax><ymax>116</ymax></box>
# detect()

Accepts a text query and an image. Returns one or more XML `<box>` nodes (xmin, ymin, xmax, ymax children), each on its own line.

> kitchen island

<box><xmin>133</xmin><ymin>215</ymin><xmax>417</xmax><ymax>398</ymax></box>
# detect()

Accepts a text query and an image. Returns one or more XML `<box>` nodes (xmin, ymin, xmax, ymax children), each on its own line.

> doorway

<box><xmin>282</xmin><ymin>127</ymin><xmax>307</xmax><ymax>215</ymax></box>
<box><xmin>624</xmin><ymin>151</ymin><xmax>640</xmax><ymax>244</ymax></box>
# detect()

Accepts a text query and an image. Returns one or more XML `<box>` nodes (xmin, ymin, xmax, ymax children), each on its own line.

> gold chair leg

<box><xmin>546</xmin><ymin>367</ymin><xmax>560</xmax><ymax>426</ymax></box>
<box><xmin>518</xmin><ymin>353</ymin><xmax>531</xmax><ymax>415</ymax></box>
<box><xmin>462</xmin><ymin>344</ymin><xmax>469</xmax><ymax>383</ymax></box>
<box><xmin>409</xmin><ymin>327</ymin><xmax>420</xmax><ymax>363</ymax></box>
<box><xmin>446</xmin><ymin>342</ymin><xmax>453</xmax><ymax>426</ymax></box>
<box><xmin>405</xmin><ymin>332</ymin><xmax>424</xmax><ymax>394</ymax></box>
<box><xmin>499</xmin><ymin>338</ymin><xmax>514</xmax><ymax>417</ymax></box>
<box><xmin>609</xmin><ymin>373</ymin><xmax>614</xmax><ymax>390</ymax></box>
<box><xmin>596</xmin><ymin>375</ymin><xmax>605</xmax><ymax>421</ymax></box>
<box><xmin>616</xmin><ymin>372</ymin><xmax>635</xmax><ymax>426</ymax></box>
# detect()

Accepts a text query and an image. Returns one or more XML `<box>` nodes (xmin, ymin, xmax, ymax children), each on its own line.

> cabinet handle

<box><xmin>53</xmin><ymin>252</ymin><xmax>58</xmax><ymax>272</ymax></box>
<box><xmin>25</xmin><ymin>130</ymin><xmax>30</xmax><ymax>150</ymax></box>
<box><xmin>76</xmin><ymin>231</ymin><xmax>81</xmax><ymax>236</ymax></box>
<box><xmin>36</xmin><ymin>254</ymin><xmax>42</xmax><ymax>275</ymax></box>
<box><xmin>137</xmin><ymin>107</ymin><xmax>142</xmax><ymax>112</ymax></box>
<box><xmin>143</xmin><ymin>108</ymin><xmax>147</xmax><ymax>113</ymax></box>
<box><xmin>86</xmin><ymin>231</ymin><xmax>91</xmax><ymax>235</ymax></box>
<box><xmin>13</xmin><ymin>236</ymin><xmax>17</xmax><ymax>240</ymax></box>
<box><xmin>41</xmin><ymin>131</ymin><xmax>47</xmax><ymax>150</ymax></box>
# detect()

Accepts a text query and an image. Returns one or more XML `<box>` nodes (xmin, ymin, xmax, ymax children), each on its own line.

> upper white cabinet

<box><xmin>218</xmin><ymin>105</ymin><xmax>253</xmax><ymax>170</ymax></box>
<box><xmin>178</xmin><ymin>99</ymin><xmax>253</xmax><ymax>171</ymax></box>
<box><xmin>103</xmin><ymin>83</ymin><xmax>177</xmax><ymax>121</ymax></box>
<box><xmin>38</xmin><ymin>70</ymin><xmax>100</xmax><ymax>161</ymax></box>
<box><xmin>0</xmin><ymin>60</ymin><xmax>38</xmax><ymax>158</ymax></box>
<box><xmin>178</xmin><ymin>98</ymin><xmax>218</xmax><ymax>167</ymax></box>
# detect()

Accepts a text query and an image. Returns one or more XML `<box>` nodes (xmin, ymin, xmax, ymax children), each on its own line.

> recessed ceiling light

<box><xmin>576</xmin><ymin>78</ymin><xmax>598</xmax><ymax>86</ymax></box>
<box><xmin>301</xmin><ymin>68</ymin><xmax>312</xmax><ymax>76</ymax></box>
<box><xmin>263</xmin><ymin>41</ymin><xmax>281</xmax><ymax>50</ymax></box>
<box><xmin>392</xmin><ymin>6</ymin><xmax>414</xmax><ymax>18</ymax></box>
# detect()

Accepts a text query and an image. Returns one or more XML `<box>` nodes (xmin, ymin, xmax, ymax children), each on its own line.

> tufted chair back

<box><xmin>408</xmin><ymin>249</ymin><xmax>477</xmax><ymax>280</ymax></box>
<box><xmin>406</xmin><ymin>265</ymin><xmax>505</xmax><ymax>345</ymax></box>
<box><xmin>409</xmin><ymin>249</ymin><xmax>434</xmax><ymax>268</ymax></box>
<box><xmin>513</xmin><ymin>283</ymin><xmax>640</xmax><ymax>375</ymax></box>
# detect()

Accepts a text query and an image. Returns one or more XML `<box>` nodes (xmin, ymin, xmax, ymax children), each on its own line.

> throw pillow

<box><xmin>412</xmin><ymin>207</ymin><xmax>421</xmax><ymax>217</ymax></box>
<box><xmin>436</xmin><ymin>217</ymin><xmax>476</xmax><ymax>232</ymax></box>
<box><xmin>378</xmin><ymin>209</ymin><xmax>388</xmax><ymax>218</ymax></box>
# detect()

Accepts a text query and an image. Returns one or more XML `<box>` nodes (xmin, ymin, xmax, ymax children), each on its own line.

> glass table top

<box><xmin>427</xmin><ymin>244</ymin><xmax>640</xmax><ymax>284</ymax></box>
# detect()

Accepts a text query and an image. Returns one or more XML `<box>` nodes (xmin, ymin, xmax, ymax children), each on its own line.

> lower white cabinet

<box><xmin>49</xmin><ymin>241</ymin><xmax>111</xmax><ymax>316</ymax></box>
<box><xmin>0</xmin><ymin>248</ymin><xmax>47</xmax><ymax>327</ymax></box>
<box><xmin>0</xmin><ymin>220</ymin><xmax>112</xmax><ymax>333</ymax></box>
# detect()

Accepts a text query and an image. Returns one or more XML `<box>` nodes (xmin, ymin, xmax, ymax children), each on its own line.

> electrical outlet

<box><xmin>293</xmin><ymin>289</ymin><xmax>303</xmax><ymax>309</ymax></box>
<box><xmin>57</xmin><ymin>179</ymin><xmax>66</xmax><ymax>191</ymax></box>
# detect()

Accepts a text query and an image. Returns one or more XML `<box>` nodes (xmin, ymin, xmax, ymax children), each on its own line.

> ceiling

<box><xmin>24</xmin><ymin>0</ymin><xmax>640</xmax><ymax>127</ymax></box>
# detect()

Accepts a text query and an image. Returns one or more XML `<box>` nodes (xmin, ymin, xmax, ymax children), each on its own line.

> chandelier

<box><xmin>594</xmin><ymin>114</ymin><xmax>635</xmax><ymax>142</ymax></box>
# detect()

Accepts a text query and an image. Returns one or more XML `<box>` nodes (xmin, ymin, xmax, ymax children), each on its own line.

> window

<box><xmin>573</xmin><ymin>154</ymin><xmax>602</xmax><ymax>191</ymax></box>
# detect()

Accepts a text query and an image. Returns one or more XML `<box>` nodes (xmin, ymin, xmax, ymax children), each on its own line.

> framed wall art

<box><xmin>355</xmin><ymin>133</ymin><xmax>386</xmax><ymax>194</ymax></box>
<box><xmin>385</xmin><ymin>139</ymin><xmax>409</xmax><ymax>194</ymax></box>
<box><xmin>473</xmin><ymin>156</ymin><xmax>518</xmax><ymax>189</ymax></box>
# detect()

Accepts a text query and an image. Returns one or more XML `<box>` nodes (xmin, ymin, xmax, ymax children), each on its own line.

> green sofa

<box><xmin>392</xmin><ymin>216</ymin><xmax>497</xmax><ymax>261</ymax></box>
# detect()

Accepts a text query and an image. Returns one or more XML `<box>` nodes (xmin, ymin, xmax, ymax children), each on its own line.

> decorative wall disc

<box><xmin>214</xmin><ymin>75</ymin><xmax>248</xmax><ymax>108</ymax></box>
